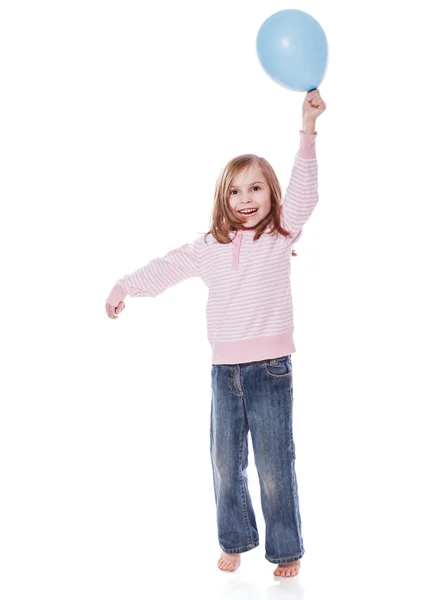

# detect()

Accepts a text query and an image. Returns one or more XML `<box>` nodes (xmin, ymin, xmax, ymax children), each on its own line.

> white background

<box><xmin>1</xmin><ymin>0</ymin><xmax>446</xmax><ymax>598</ymax></box>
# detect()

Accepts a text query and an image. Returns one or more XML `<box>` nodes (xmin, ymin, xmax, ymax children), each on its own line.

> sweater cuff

<box><xmin>106</xmin><ymin>283</ymin><xmax>127</xmax><ymax>307</ymax></box>
<box><xmin>298</xmin><ymin>130</ymin><xmax>317</xmax><ymax>159</ymax></box>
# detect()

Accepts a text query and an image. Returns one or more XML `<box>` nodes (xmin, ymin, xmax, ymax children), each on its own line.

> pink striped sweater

<box><xmin>106</xmin><ymin>131</ymin><xmax>319</xmax><ymax>364</ymax></box>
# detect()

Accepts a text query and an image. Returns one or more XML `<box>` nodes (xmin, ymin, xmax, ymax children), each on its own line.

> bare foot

<box><xmin>273</xmin><ymin>560</ymin><xmax>300</xmax><ymax>577</ymax></box>
<box><xmin>217</xmin><ymin>551</ymin><xmax>241</xmax><ymax>572</ymax></box>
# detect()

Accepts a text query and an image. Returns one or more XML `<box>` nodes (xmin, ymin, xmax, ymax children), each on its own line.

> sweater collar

<box><xmin>231</xmin><ymin>228</ymin><xmax>257</xmax><ymax>238</ymax></box>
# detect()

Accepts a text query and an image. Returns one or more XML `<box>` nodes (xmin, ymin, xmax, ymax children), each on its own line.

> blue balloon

<box><xmin>256</xmin><ymin>9</ymin><xmax>328</xmax><ymax>92</ymax></box>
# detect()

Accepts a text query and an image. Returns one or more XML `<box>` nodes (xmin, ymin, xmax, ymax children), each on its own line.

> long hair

<box><xmin>202</xmin><ymin>154</ymin><xmax>298</xmax><ymax>257</ymax></box>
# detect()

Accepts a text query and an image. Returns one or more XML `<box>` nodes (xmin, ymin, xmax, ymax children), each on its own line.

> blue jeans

<box><xmin>210</xmin><ymin>355</ymin><xmax>305</xmax><ymax>564</ymax></box>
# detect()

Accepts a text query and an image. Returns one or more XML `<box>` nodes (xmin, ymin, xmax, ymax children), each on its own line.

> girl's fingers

<box><xmin>113</xmin><ymin>301</ymin><xmax>125</xmax><ymax>316</ymax></box>
<box><xmin>304</xmin><ymin>90</ymin><xmax>323</xmax><ymax>113</ymax></box>
<box><xmin>105</xmin><ymin>303</ymin><xmax>118</xmax><ymax>318</ymax></box>
<box><xmin>308</xmin><ymin>96</ymin><xmax>326</xmax><ymax>110</ymax></box>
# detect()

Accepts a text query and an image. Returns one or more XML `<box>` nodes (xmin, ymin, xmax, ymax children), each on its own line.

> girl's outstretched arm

<box><xmin>105</xmin><ymin>235</ymin><xmax>205</xmax><ymax>312</ymax></box>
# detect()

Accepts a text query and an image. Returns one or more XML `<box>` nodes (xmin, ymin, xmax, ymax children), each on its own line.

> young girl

<box><xmin>105</xmin><ymin>89</ymin><xmax>326</xmax><ymax>578</ymax></box>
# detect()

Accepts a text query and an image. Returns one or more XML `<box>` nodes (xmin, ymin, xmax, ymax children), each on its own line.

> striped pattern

<box><xmin>106</xmin><ymin>131</ymin><xmax>319</xmax><ymax>364</ymax></box>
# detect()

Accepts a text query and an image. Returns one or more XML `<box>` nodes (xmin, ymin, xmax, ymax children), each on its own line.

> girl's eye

<box><xmin>230</xmin><ymin>190</ymin><xmax>238</xmax><ymax>195</ymax></box>
<box><xmin>252</xmin><ymin>185</ymin><xmax>260</xmax><ymax>191</ymax></box>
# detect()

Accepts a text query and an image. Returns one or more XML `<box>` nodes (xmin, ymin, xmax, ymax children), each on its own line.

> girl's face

<box><xmin>228</xmin><ymin>163</ymin><xmax>272</xmax><ymax>229</ymax></box>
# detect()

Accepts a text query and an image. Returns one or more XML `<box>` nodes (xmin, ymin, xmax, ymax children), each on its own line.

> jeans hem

<box><xmin>220</xmin><ymin>541</ymin><xmax>259</xmax><ymax>554</ymax></box>
<box><xmin>265</xmin><ymin>550</ymin><xmax>305</xmax><ymax>564</ymax></box>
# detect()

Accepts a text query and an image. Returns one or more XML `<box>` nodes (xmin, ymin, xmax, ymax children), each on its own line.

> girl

<box><xmin>105</xmin><ymin>89</ymin><xmax>326</xmax><ymax>578</ymax></box>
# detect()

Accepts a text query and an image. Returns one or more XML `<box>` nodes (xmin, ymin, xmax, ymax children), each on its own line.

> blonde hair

<box><xmin>202</xmin><ymin>154</ymin><xmax>297</xmax><ymax>257</ymax></box>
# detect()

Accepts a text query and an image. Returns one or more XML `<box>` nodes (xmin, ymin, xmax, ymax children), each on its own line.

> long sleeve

<box><xmin>280</xmin><ymin>130</ymin><xmax>319</xmax><ymax>246</ymax></box>
<box><xmin>105</xmin><ymin>236</ymin><xmax>204</xmax><ymax>307</ymax></box>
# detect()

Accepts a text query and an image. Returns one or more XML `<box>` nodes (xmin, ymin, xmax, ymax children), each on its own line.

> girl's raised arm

<box><xmin>280</xmin><ymin>90</ymin><xmax>326</xmax><ymax>246</ymax></box>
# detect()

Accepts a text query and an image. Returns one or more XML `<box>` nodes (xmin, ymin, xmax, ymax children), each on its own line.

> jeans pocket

<box><xmin>263</xmin><ymin>355</ymin><xmax>292</xmax><ymax>378</ymax></box>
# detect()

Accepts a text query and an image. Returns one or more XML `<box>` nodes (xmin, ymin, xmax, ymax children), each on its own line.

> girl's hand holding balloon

<box><xmin>302</xmin><ymin>89</ymin><xmax>326</xmax><ymax>134</ymax></box>
<box><xmin>303</xmin><ymin>89</ymin><xmax>326</xmax><ymax>120</ymax></box>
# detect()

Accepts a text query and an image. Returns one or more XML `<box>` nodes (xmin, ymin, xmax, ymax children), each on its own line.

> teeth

<box><xmin>240</xmin><ymin>209</ymin><xmax>257</xmax><ymax>214</ymax></box>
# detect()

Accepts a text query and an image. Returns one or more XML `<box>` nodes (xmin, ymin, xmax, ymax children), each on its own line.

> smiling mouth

<box><xmin>238</xmin><ymin>208</ymin><xmax>258</xmax><ymax>216</ymax></box>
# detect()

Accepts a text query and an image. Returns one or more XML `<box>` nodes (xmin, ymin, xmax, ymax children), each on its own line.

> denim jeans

<box><xmin>210</xmin><ymin>355</ymin><xmax>305</xmax><ymax>564</ymax></box>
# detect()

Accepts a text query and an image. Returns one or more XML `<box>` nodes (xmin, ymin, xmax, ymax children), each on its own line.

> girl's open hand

<box><xmin>302</xmin><ymin>89</ymin><xmax>326</xmax><ymax>121</ymax></box>
<box><xmin>105</xmin><ymin>300</ymin><xmax>125</xmax><ymax>319</ymax></box>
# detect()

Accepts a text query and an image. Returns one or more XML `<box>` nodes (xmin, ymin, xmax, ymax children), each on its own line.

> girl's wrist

<box><xmin>302</xmin><ymin>118</ymin><xmax>316</xmax><ymax>135</ymax></box>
